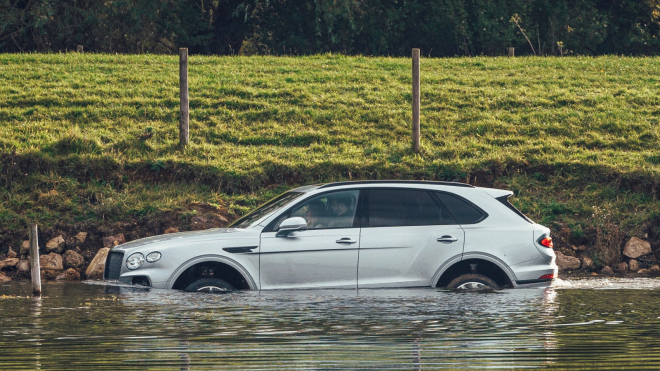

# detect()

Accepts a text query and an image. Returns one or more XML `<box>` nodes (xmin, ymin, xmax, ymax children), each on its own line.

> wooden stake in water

<box><xmin>179</xmin><ymin>48</ymin><xmax>189</xmax><ymax>146</ymax></box>
<box><xmin>29</xmin><ymin>224</ymin><xmax>41</xmax><ymax>297</ymax></box>
<box><xmin>412</xmin><ymin>48</ymin><xmax>421</xmax><ymax>153</ymax></box>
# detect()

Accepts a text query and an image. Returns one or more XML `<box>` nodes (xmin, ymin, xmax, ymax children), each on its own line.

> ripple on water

<box><xmin>0</xmin><ymin>281</ymin><xmax>659</xmax><ymax>369</ymax></box>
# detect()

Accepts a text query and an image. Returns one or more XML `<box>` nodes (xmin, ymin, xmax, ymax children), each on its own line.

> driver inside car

<box><xmin>327</xmin><ymin>195</ymin><xmax>355</xmax><ymax>228</ymax></box>
<box><xmin>304</xmin><ymin>201</ymin><xmax>327</xmax><ymax>229</ymax></box>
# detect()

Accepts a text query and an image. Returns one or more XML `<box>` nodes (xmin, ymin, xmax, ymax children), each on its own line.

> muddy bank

<box><xmin>0</xmin><ymin>203</ymin><xmax>231</xmax><ymax>283</ymax></box>
<box><xmin>552</xmin><ymin>216</ymin><xmax>660</xmax><ymax>278</ymax></box>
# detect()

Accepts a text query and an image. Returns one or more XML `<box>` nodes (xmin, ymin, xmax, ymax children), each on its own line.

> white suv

<box><xmin>104</xmin><ymin>181</ymin><xmax>558</xmax><ymax>292</ymax></box>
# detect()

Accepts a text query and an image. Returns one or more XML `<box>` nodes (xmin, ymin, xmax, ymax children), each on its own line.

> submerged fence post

<box><xmin>179</xmin><ymin>48</ymin><xmax>189</xmax><ymax>147</ymax></box>
<box><xmin>412</xmin><ymin>48</ymin><xmax>421</xmax><ymax>153</ymax></box>
<box><xmin>29</xmin><ymin>224</ymin><xmax>41</xmax><ymax>297</ymax></box>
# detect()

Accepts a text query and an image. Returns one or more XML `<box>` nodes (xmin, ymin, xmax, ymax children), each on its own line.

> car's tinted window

<box><xmin>434</xmin><ymin>192</ymin><xmax>487</xmax><ymax>224</ymax></box>
<box><xmin>367</xmin><ymin>189</ymin><xmax>456</xmax><ymax>227</ymax></box>
<box><xmin>271</xmin><ymin>190</ymin><xmax>360</xmax><ymax>230</ymax></box>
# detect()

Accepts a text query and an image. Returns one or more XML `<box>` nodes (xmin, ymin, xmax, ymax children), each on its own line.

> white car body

<box><xmin>104</xmin><ymin>181</ymin><xmax>558</xmax><ymax>290</ymax></box>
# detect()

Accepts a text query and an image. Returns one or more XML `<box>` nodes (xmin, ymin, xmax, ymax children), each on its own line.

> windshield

<box><xmin>229</xmin><ymin>191</ymin><xmax>305</xmax><ymax>229</ymax></box>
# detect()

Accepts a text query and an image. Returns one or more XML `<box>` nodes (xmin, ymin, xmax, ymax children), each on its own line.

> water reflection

<box><xmin>0</xmin><ymin>280</ymin><xmax>659</xmax><ymax>369</ymax></box>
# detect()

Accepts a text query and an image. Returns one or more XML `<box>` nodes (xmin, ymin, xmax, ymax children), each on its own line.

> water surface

<box><xmin>1</xmin><ymin>279</ymin><xmax>660</xmax><ymax>370</ymax></box>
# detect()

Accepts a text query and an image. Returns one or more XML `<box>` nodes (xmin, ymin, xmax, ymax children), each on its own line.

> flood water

<box><xmin>1</xmin><ymin>279</ymin><xmax>660</xmax><ymax>370</ymax></box>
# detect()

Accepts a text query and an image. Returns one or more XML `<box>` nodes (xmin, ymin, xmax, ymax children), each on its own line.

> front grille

<box><xmin>104</xmin><ymin>251</ymin><xmax>124</xmax><ymax>280</ymax></box>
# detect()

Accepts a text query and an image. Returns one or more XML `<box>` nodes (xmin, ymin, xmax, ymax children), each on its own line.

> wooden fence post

<box><xmin>76</xmin><ymin>45</ymin><xmax>83</xmax><ymax>53</ymax></box>
<box><xmin>507</xmin><ymin>47</ymin><xmax>515</xmax><ymax>57</ymax></box>
<box><xmin>29</xmin><ymin>224</ymin><xmax>41</xmax><ymax>297</ymax></box>
<box><xmin>412</xmin><ymin>48</ymin><xmax>421</xmax><ymax>153</ymax></box>
<box><xmin>179</xmin><ymin>48</ymin><xmax>189</xmax><ymax>147</ymax></box>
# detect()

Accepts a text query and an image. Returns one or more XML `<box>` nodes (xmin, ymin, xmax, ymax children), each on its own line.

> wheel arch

<box><xmin>167</xmin><ymin>255</ymin><xmax>257</xmax><ymax>290</ymax></box>
<box><xmin>432</xmin><ymin>253</ymin><xmax>517</xmax><ymax>288</ymax></box>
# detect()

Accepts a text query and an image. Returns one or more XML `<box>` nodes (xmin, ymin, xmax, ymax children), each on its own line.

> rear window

<box><xmin>366</xmin><ymin>189</ymin><xmax>456</xmax><ymax>227</ymax></box>
<box><xmin>434</xmin><ymin>192</ymin><xmax>487</xmax><ymax>224</ymax></box>
<box><xmin>496</xmin><ymin>195</ymin><xmax>533</xmax><ymax>223</ymax></box>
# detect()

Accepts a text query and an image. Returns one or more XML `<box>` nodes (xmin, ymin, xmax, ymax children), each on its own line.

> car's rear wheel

<box><xmin>446</xmin><ymin>273</ymin><xmax>499</xmax><ymax>290</ymax></box>
<box><xmin>184</xmin><ymin>278</ymin><xmax>234</xmax><ymax>293</ymax></box>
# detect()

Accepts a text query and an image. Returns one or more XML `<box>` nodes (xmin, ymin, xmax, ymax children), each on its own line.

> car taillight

<box><xmin>538</xmin><ymin>273</ymin><xmax>555</xmax><ymax>280</ymax></box>
<box><xmin>539</xmin><ymin>237</ymin><xmax>553</xmax><ymax>248</ymax></box>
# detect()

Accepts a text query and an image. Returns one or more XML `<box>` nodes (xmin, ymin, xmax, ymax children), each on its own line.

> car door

<box><xmin>259</xmin><ymin>190</ymin><xmax>361</xmax><ymax>290</ymax></box>
<box><xmin>358</xmin><ymin>188</ymin><xmax>465</xmax><ymax>288</ymax></box>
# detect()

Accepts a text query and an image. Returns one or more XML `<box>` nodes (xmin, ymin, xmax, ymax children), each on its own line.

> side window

<box><xmin>434</xmin><ymin>192</ymin><xmax>487</xmax><ymax>224</ymax></box>
<box><xmin>285</xmin><ymin>190</ymin><xmax>360</xmax><ymax>230</ymax></box>
<box><xmin>367</xmin><ymin>189</ymin><xmax>456</xmax><ymax>227</ymax></box>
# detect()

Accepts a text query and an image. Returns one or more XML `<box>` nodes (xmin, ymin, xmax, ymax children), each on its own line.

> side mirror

<box><xmin>276</xmin><ymin>217</ymin><xmax>307</xmax><ymax>237</ymax></box>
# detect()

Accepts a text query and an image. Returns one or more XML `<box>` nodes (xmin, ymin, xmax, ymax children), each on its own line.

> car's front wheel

<box><xmin>184</xmin><ymin>278</ymin><xmax>234</xmax><ymax>293</ymax></box>
<box><xmin>446</xmin><ymin>273</ymin><xmax>499</xmax><ymax>290</ymax></box>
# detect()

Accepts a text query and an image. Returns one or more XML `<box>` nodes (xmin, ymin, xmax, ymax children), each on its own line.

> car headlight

<box><xmin>126</xmin><ymin>253</ymin><xmax>145</xmax><ymax>270</ymax></box>
<box><xmin>146</xmin><ymin>251</ymin><xmax>161</xmax><ymax>263</ymax></box>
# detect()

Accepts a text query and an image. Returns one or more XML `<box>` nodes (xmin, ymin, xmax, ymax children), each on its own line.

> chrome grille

<box><xmin>104</xmin><ymin>251</ymin><xmax>124</xmax><ymax>280</ymax></box>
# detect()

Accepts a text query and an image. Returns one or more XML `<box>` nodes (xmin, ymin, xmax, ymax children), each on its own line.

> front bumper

<box><xmin>105</xmin><ymin>250</ymin><xmax>163</xmax><ymax>288</ymax></box>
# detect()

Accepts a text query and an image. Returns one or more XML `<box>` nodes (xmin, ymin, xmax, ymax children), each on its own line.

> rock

<box><xmin>638</xmin><ymin>268</ymin><xmax>651</xmax><ymax>274</ymax></box>
<box><xmin>651</xmin><ymin>265</ymin><xmax>660</xmax><ymax>273</ymax></box>
<box><xmin>555</xmin><ymin>251</ymin><xmax>581</xmax><ymax>271</ymax></box>
<box><xmin>576</xmin><ymin>245</ymin><xmax>586</xmax><ymax>252</ymax></box>
<box><xmin>164</xmin><ymin>227</ymin><xmax>179</xmax><ymax>234</ymax></box>
<box><xmin>600</xmin><ymin>266</ymin><xmax>615</xmax><ymax>276</ymax></box>
<box><xmin>591</xmin><ymin>272</ymin><xmax>598</xmax><ymax>276</ymax></box>
<box><xmin>62</xmin><ymin>250</ymin><xmax>85</xmax><ymax>269</ymax></box>
<box><xmin>622</xmin><ymin>237</ymin><xmax>652</xmax><ymax>259</ymax></box>
<box><xmin>0</xmin><ymin>258</ymin><xmax>19</xmax><ymax>270</ymax></box>
<box><xmin>56</xmin><ymin>268</ymin><xmax>81</xmax><ymax>281</ymax></box>
<box><xmin>75</xmin><ymin>232</ymin><xmax>88</xmax><ymax>244</ymax></box>
<box><xmin>0</xmin><ymin>272</ymin><xmax>11</xmax><ymax>283</ymax></box>
<box><xmin>581</xmin><ymin>257</ymin><xmax>594</xmax><ymax>270</ymax></box>
<box><xmin>7</xmin><ymin>247</ymin><xmax>17</xmax><ymax>259</ymax></box>
<box><xmin>629</xmin><ymin>259</ymin><xmax>640</xmax><ymax>271</ymax></box>
<box><xmin>85</xmin><ymin>248</ymin><xmax>110</xmax><ymax>280</ymax></box>
<box><xmin>20</xmin><ymin>240</ymin><xmax>30</xmax><ymax>255</ymax></box>
<box><xmin>41</xmin><ymin>269</ymin><xmax>61</xmax><ymax>280</ymax></box>
<box><xmin>39</xmin><ymin>253</ymin><xmax>64</xmax><ymax>271</ymax></box>
<box><xmin>17</xmin><ymin>260</ymin><xmax>30</xmax><ymax>277</ymax></box>
<box><xmin>46</xmin><ymin>235</ymin><xmax>66</xmax><ymax>253</ymax></box>
<box><xmin>102</xmin><ymin>234</ymin><xmax>125</xmax><ymax>248</ymax></box>
<box><xmin>614</xmin><ymin>262</ymin><xmax>628</xmax><ymax>272</ymax></box>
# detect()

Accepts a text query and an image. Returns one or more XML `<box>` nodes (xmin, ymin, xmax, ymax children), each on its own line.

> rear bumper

<box><xmin>511</xmin><ymin>258</ymin><xmax>558</xmax><ymax>288</ymax></box>
<box><xmin>514</xmin><ymin>278</ymin><xmax>555</xmax><ymax>288</ymax></box>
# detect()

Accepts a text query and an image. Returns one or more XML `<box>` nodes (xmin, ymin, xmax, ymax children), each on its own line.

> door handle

<box><xmin>336</xmin><ymin>238</ymin><xmax>357</xmax><ymax>245</ymax></box>
<box><xmin>437</xmin><ymin>235</ymin><xmax>458</xmax><ymax>243</ymax></box>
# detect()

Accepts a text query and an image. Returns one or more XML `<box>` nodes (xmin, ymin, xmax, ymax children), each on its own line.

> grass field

<box><xmin>1</xmin><ymin>53</ymin><xmax>659</xmax><ymax>265</ymax></box>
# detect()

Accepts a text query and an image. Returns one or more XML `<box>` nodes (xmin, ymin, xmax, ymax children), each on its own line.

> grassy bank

<box><xmin>1</xmin><ymin>54</ymin><xmax>659</xmax><ymax>266</ymax></box>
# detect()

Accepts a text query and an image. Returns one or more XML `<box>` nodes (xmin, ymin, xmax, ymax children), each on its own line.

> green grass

<box><xmin>1</xmin><ymin>53</ymin><xmax>659</xmax><ymax>265</ymax></box>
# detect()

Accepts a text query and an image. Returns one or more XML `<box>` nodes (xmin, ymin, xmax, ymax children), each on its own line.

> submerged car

<box><xmin>104</xmin><ymin>181</ymin><xmax>558</xmax><ymax>292</ymax></box>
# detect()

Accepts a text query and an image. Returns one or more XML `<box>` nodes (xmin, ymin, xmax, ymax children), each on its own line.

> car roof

<box><xmin>289</xmin><ymin>180</ymin><xmax>474</xmax><ymax>193</ymax></box>
<box><xmin>317</xmin><ymin>180</ymin><xmax>474</xmax><ymax>189</ymax></box>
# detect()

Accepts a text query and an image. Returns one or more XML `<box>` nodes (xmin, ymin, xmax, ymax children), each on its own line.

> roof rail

<box><xmin>317</xmin><ymin>180</ymin><xmax>474</xmax><ymax>189</ymax></box>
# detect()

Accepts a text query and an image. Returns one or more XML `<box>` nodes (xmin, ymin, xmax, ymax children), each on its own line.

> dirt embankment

<box><xmin>0</xmin><ymin>202</ymin><xmax>231</xmax><ymax>283</ymax></box>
